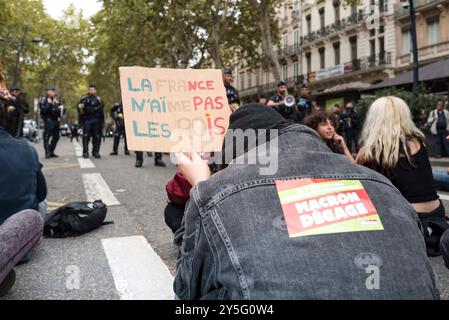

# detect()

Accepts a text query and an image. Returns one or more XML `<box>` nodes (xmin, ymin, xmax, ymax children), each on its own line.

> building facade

<box><xmin>234</xmin><ymin>0</ymin><xmax>449</xmax><ymax>106</ymax></box>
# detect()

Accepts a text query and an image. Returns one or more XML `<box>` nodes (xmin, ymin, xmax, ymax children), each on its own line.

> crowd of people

<box><xmin>1</xmin><ymin>66</ymin><xmax>449</xmax><ymax>299</ymax></box>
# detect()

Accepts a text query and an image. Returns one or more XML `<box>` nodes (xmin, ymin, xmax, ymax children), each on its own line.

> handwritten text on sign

<box><xmin>119</xmin><ymin>67</ymin><xmax>231</xmax><ymax>152</ymax></box>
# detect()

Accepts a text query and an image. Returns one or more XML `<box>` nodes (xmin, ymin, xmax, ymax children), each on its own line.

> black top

<box><xmin>391</xmin><ymin>144</ymin><xmax>439</xmax><ymax>203</ymax></box>
<box><xmin>436</xmin><ymin>111</ymin><xmax>447</xmax><ymax>131</ymax></box>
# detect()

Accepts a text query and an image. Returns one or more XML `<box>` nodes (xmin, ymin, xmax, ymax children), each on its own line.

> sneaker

<box><xmin>135</xmin><ymin>160</ymin><xmax>143</xmax><ymax>168</ymax></box>
<box><xmin>0</xmin><ymin>270</ymin><xmax>16</xmax><ymax>297</ymax></box>
<box><xmin>125</xmin><ymin>150</ymin><xmax>130</xmax><ymax>155</ymax></box>
<box><xmin>110</xmin><ymin>152</ymin><xmax>118</xmax><ymax>156</ymax></box>
<box><xmin>49</xmin><ymin>153</ymin><xmax>59</xmax><ymax>158</ymax></box>
<box><xmin>83</xmin><ymin>153</ymin><xmax>89</xmax><ymax>159</ymax></box>
<box><xmin>93</xmin><ymin>153</ymin><xmax>101</xmax><ymax>159</ymax></box>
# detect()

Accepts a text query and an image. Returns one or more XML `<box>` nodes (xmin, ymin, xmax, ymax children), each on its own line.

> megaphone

<box><xmin>284</xmin><ymin>95</ymin><xmax>296</xmax><ymax>107</ymax></box>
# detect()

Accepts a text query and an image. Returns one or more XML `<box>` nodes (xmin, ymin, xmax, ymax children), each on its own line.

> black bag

<box><xmin>44</xmin><ymin>200</ymin><xmax>113</xmax><ymax>238</ymax></box>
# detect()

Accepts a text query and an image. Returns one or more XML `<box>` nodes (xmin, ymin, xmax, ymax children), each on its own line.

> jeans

<box><xmin>433</xmin><ymin>169</ymin><xmax>449</xmax><ymax>191</ymax></box>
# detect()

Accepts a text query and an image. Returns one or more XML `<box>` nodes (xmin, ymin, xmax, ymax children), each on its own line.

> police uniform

<box><xmin>225</xmin><ymin>83</ymin><xmax>240</xmax><ymax>112</ymax></box>
<box><xmin>292</xmin><ymin>96</ymin><xmax>312</xmax><ymax>124</ymax></box>
<box><xmin>78</xmin><ymin>93</ymin><xmax>104</xmax><ymax>158</ymax></box>
<box><xmin>110</xmin><ymin>101</ymin><xmax>129</xmax><ymax>155</ymax></box>
<box><xmin>39</xmin><ymin>96</ymin><xmax>61</xmax><ymax>158</ymax></box>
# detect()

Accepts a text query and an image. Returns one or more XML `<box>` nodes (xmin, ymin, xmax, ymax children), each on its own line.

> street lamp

<box><xmin>401</xmin><ymin>0</ymin><xmax>419</xmax><ymax>97</ymax></box>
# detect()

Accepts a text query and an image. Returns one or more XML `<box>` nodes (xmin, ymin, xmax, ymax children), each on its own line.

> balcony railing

<box><xmin>306</xmin><ymin>52</ymin><xmax>392</xmax><ymax>83</ymax></box>
<box><xmin>397</xmin><ymin>41</ymin><xmax>449</xmax><ymax>66</ymax></box>
<box><xmin>300</xmin><ymin>11</ymin><xmax>364</xmax><ymax>46</ymax></box>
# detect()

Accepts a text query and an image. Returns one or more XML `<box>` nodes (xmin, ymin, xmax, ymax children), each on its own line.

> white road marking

<box><xmin>82</xmin><ymin>173</ymin><xmax>120</xmax><ymax>206</ymax></box>
<box><xmin>438</xmin><ymin>193</ymin><xmax>449</xmax><ymax>201</ymax></box>
<box><xmin>73</xmin><ymin>141</ymin><xmax>83</xmax><ymax>157</ymax></box>
<box><xmin>101</xmin><ymin>236</ymin><xmax>174</xmax><ymax>300</ymax></box>
<box><xmin>78</xmin><ymin>157</ymin><xmax>95</xmax><ymax>169</ymax></box>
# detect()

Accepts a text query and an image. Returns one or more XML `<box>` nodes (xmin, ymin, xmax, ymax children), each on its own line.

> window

<box><xmin>294</xmin><ymin>61</ymin><xmax>300</xmax><ymax>79</ymax></box>
<box><xmin>282</xmin><ymin>33</ymin><xmax>288</xmax><ymax>49</ymax></box>
<box><xmin>333</xmin><ymin>42</ymin><xmax>340</xmax><ymax>65</ymax></box>
<box><xmin>240</xmin><ymin>73</ymin><xmax>245</xmax><ymax>89</ymax></box>
<box><xmin>402</xmin><ymin>28</ymin><xmax>412</xmax><ymax>54</ymax></box>
<box><xmin>306</xmin><ymin>14</ymin><xmax>312</xmax><ymax>34</ymax></box>
<box><xmin>319</xmin><ymin>47</ymin><xmax>325</xmax><ymax>69</ymax></box>
<box><xmin>333</xmin><ymin>1</ymin><xmax>340</xmax><ymax>23</ymax></box>
<box><xmin>294</xmin><ymin>28</ymin><xmax>300</xmax><ymax>48</ymax></box>
<box><xmin>256</xmin><ymin>70</ymin><xmax>260</xmax><ymax>86</ymax></box>
<box><xmin>306</xmin><ymin>52</ymin><xmax>312</xmax><ymax>74</ymax></box>
<box><xmin>282</xmin><ymin>64</ymin><xmax>288</xmax><ymax>80</ymax></box>
<box><xmin>265</xmin><ymin>71</ymin><xmax>270</xmax><ymax>84</ymax></box>
<box><xmin>351</xmin><ymin>4</ymin><xmax>357</xmax><ymax>16</ymax></box>
<box><xmin>350</xmin><ymin>36</ymin><xmax>358</xmax><ymax>61</ymax></box>
<box><xmin>319</xmin><ymin>8</ymin><xmax>325</xmax><ymax>31</ymax></box>
<box><xmin>248</xmin><ymin>73</ymin><xmax>252</xmax><ymax>88</ymax></box>
<box><xmin>427</xmin><ymin>16</ymin><xmax>440</xmax><ymax>46</ymax></box>
<box><xmin>369</xmin><ymin>39</ymin><xmax>376</xmax><ymax>65</ymax></box>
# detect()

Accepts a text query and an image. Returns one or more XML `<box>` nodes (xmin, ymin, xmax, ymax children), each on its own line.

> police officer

<box><xmin>135</xmin><ymin>151</ymin><xmax>166</xmax><ymax>168</ymax></box>
<box><xmin>10</xmin><ymin>86</ymin><xmax>29</xmax><ymax>137</ymax></box>
<box><xmin>39</xmin><ymin>87</ymin><xmax>61</xmax><ymax>158</ymax></box>
<box><xmin>223</xmin><ymin>68</ymin><xmax>240</xmax><ymax>112</ymax></box>
<box><xmin>292</xmin><ymin>84</ymin><xmax>313</xmax><ymax>124</ymax></box>
<box><xmin>78</xmin><ymin>84</ymin><xmax>104</xmax><ymax>159</ymax></box>
<box><xmin>110</xmin><ymin>101</ymin><xmax>129</xmax><ymax>156</ymax></box>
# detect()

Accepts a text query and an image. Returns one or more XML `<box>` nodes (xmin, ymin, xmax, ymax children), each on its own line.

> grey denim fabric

<box><xmin>174</xmin><ymin>124</ymin><xmax>439</xmax><ymax>300</ymax></box>
<box><xmin>0</xmin><ymin>210</ymin><xmax>43</xmax><ymax>284</ymax></box>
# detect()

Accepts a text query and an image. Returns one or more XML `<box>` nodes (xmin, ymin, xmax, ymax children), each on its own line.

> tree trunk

<box><xmin>208</xmin><ymin>21</ymin><xmax>223</xmax><ymax>69</ymax></box>
<box><xmin>250</xmin><ymin>0</ymin><xmax>281</xmax><ymax>83</ymax></box>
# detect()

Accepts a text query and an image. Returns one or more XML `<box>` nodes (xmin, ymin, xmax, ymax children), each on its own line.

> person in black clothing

<box><xmin>109</xmin><ymin>101</ymin><xmax>129</xmax><ymax>156</ymax></box>
<box><xmin>78</xmin><ymin>85</ymin><xmax>104</xmax><ymax>159</ymax></box>
<box><xmin>426</xmin><ymin>100</ymin><xmax>449</xmax><ymax>158</ymax></box>
<box><xmin>331</xmin><ymin>103</ymin><xmax>343</xmax><ymax>135</ymax></box>
<box><xmin>70</xmin><ymin>122</ymin><xmax>79</xmax><ymax>142</ymax></box>
<box><xmin>135</xmin><ymin>151</ymin><xmax>166</xmax><ymax>168</ymax></box>
<box><xmin>267</xmin><ymin>81</ymin><xmax>292</xmax><ymax>120</ymax></box>
<box><xmin>223</xmin><ymin>68</ymin><xmax>240</xmax><ymax>112</ymax></box>
<box><xmin>341</xmin><ymin>101</ymin><xmax>360</xmax><ymax>154</ymax></box>
<box><xmin>10</xmin><ymin>86</ymin><xmax>29</xmax><ymax>137</ymax></box>
<box><xmin>39</xmin><ymin>87</ymin><xmax>61</xmax><ymax>158</ymax></box>
<box><xmin>292</xmin><ymin>84</ymin><xmax>313</xmax><ymax>124</ymax></box>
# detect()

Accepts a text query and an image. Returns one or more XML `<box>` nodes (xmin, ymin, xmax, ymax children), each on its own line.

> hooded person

<box><xmin>174</xmin><ymin>103</ymin><xmax>439</xmax><ymax>300</ymax></box>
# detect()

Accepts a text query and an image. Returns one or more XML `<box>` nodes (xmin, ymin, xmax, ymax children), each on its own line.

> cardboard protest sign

<box><xmin>119</xmin><ymin>67</ymin><xmax>231</xmax><ymax>153</ymax></box>
<box><xmin>275</xmin><ymin>179</ymin><xmax>384</xmax><ymax>238</ymax></box>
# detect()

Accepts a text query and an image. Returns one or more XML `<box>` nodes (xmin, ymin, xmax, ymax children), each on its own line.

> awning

<box><xmin>364</xmin><ymin>58</ymin><xmax>449</xmax><ymax>91</ymax></box>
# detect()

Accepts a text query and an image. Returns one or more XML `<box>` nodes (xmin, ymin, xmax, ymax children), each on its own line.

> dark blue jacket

<box><xmin>0</xmin><ymin>126</ymin><xmax>47</xmax><ymax>224</ymax></box>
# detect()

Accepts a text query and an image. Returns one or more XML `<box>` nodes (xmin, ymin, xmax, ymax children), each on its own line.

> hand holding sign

<box><xmin>119</xmin><ymin>67</ymin><xmax>231</xmax><ymax>153</ymax></box>
<box><xmin>175</xmin><ymin>147</ymin><xmax>211</xmax><ymax>187</ymax></box>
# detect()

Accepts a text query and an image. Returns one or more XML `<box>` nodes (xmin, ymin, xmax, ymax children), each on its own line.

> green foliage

<box><xmin>355</xmin><ymin>86</ymin><xmax>443</xmax><ymax>128</ymax></box>
<box><xmin>0</xmin><ymin>0</ymin><xmax>90</xmax><ymax>122</ymax></box>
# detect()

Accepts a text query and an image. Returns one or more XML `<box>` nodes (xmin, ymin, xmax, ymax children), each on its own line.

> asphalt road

<box><xmin>2</xmin><ymin>135</ymin><xmax>449</xmax><ymax>300</ymax></box>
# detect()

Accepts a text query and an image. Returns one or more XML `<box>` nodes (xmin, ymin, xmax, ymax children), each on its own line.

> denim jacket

<box><xmin>174</xmin><ymin>124</ymin><xmax>439</xmax><ymax>300</ymax></box>
<box><xmin>0</xmin><ymin>126</ymin><xmax>47</xmax><ymax>225</ymax></box>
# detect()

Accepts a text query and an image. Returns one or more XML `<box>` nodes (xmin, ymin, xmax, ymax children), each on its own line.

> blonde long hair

<box><xmin>357</xmin><ymin>96</ymin><xmax>425</xmax><ymax>175</ymax></box>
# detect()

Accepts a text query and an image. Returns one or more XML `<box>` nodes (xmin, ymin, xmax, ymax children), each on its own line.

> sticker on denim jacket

<box><xmin>275</xmin><ymin>179</ymin><xmax>384</xmax><ymax>238</ymax></box>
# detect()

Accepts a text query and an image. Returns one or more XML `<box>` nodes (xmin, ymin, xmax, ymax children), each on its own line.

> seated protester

<box><xmin>0</xmin><ymin>210</ymin><xmax>43</xmax><ymax>297</ymax></box>
<box><xmin>356</xmin><ymin>96</ymin><xmax>449</xmax><ymax>257</ymax></box>
<box><xmin>165</xmin><ymin>172</ymin><xmax>192</xmax><ymax>237</ymax></box>
<box><xmin>174</xmin><ymin>103</ymin><xmax>438</xmax><ymax>300</ymax></box>
<box><xmin>304</xmin><ymin>111</ymin><xmax>355</xmax><ymax>163</ymax></box>
<box><xmin>0</xmin><ymin>104</ymin><xmax>47</xmax><ymax>225</ymax></box>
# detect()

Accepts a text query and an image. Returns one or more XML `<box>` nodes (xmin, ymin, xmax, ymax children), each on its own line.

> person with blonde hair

<box><xmin>356</xmin><ymin>96</ymin><xmax>449</xmax><ymax>257</ymax></box>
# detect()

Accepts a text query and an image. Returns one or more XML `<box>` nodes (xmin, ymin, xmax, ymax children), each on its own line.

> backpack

<box><xmin>43</xmin><ymin>200</ymin><xmax>113</xmax><ymax>238</ymax></box>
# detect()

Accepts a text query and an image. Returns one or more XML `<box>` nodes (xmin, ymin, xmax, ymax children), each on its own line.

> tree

<box><xmin>248</xmin><ymin>0</ymin><xmax>282</xmax><ymax>83</ymax></box>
